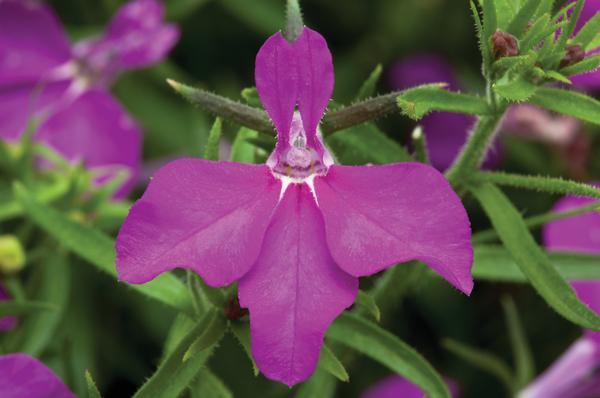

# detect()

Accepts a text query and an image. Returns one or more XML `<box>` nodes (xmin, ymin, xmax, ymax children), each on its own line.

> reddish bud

<box><xmin>560</xmin><ymin>44</ymin><xmax>585</xmax><ymax>68</ymax></box>
<box><xmin>491</xmin><ymin>31</ymin><xmax>520</xmax><ymax>60</ymax></box>
<box><xmin>224</xmin><ymin>296</ymin><xmax>248</xmax><ymax>320</ymax></box>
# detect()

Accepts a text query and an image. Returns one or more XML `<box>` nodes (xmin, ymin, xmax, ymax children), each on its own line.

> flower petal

<box><xmin>293</xmin><ymin>27</ymin><xmax>334</xmax><ymax>145</ymax></box>
<box><xmin>0</xmin><ymin>353</ymin><xmax>75</xmax><ymax>398</ymax></box>
<box><xmin>0</xmin><ymin>1</ymin><xmax>71</xmax><ymax>86</ymax></box>
<box><xmin>255</xmin><ymin>31</ymin><xmax>298</xmax><ymax>146</ymax></box>
<box><xmin>314</xmin><ymin>164</ymin><xmax>474</xmax><ymax>294</ymax></box>
<box><xmin>103</xmin><ymin>0</ymin><xmax>180</xmax><ymax>69</ymax></box>
<box><xmin>543</xmin><ymin>190</ymin><xmax>600</xmax><ymax>255</ymax></box>
<box><xmin>35</xmin><ymin>89</ymin><xmax>141</xmax><ymax>198</ymax></box>
<box><xmin>116</xmin><ymin>160</ymin><xmax>281</xmax><ymax>286</ymax></box>
<box><xmin>572</xmin><ymin>281</ymin><xmax>600</xmax><ymax>317</ymax></box>
<box><xmin>362</xmin><ymin>376</ymin><xmax>459</xmax><ymax>398</ymax></box>
<box><xmin>0</xmin><ymin>81</ymin><xmax>69</xmax><ymax>141</ymax></box>
<box><xmin>0</xmin><ymin>283</ymin><xmax>16</xmax><ymax>331</ymax></box>
<box><xmin>238</xmin><ymin>183</ymin><xmax>357</xmax><ymax>386</ymax></box>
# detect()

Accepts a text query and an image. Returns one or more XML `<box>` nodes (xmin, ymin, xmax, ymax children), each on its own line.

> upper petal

<box><xmin>314</xmin><ymin>163</ymin><xmax>474</xmax><ymax>294</ymax></box>
<box><xmin>293</xmin><ymin>27</ymin><xmax>334</xmax><ymax>144</ymax></box>
<box><xmin>255</xmin><ymin>31</ymin><xmax>298</xmax><ymax>145</ymax></box>
<box><xmin>102</xmin><ymin>0</ymin><xmax>180</xmax><ymax>69</ymax></box>
<box><xmin>0</xmin><ymin>1</ymin><xmax>71</xmax><ymax>86</ymax></box>
<box><xmin>238</xmin><ymin>183</ymin><xmax>357</xmax><ymax>386</ymax></box>
<box><xmin>116</xmin><ymin>160</ymin><xmax>281</xmax><ymax>286</ymax></box>
<box><xmin>35</xmin><ymin>89</ymin><xmax>141</xmax><ymax>198</ymax></box>
<box><xmin>0</xmin><ymin>353</ymin><xmax>75</xmax><ymax>398</ymax></box>
<box><xmin>543</xmin><ymin>189</ymin><xmax>600</xmax><ymax>255</ymax></box>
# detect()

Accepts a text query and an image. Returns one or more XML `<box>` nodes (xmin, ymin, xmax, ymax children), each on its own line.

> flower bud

<box><xmin>491</xmin><ymin>31</ymin><xmax>520</xmax><ymax>60</ymax></box>
<box><xmin>224</xmin><ymin>296</ymin><xmax>248</xmax><ymax>321</ymax></box>
<box><xmin>0</xmin><ymin>235</ymin><xmax>25</xmax><ymax>274</ymax></box>
<box><xmin>560</xmin><ymin>44</ymin><xmax>585</xmax><ymax>68</ymax></box>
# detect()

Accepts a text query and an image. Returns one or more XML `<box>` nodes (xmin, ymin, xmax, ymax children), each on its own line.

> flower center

<box><xmin>268</xmin><ymin>113</ymin><xmax>333</xmax><ymax>181</ymax></box>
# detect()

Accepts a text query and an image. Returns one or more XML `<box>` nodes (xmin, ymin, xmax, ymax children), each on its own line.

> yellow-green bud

<box><xmin>0</xmin><ymin>235</ymin><xmax>25</xmax><ymax>274</ymax></box>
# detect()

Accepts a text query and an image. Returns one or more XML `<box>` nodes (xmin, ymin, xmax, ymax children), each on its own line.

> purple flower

<box><xmin>571</xmin><ymin>0</ymin><xmax>600</xmax><ymax>90</ymax></box>
<box><xmin>362</xmin><ymin>375</ymin><xmax>459</xmax><ymax>398</ymax></box>
<box><xmin>388</xmin><ymin>54</ymin><xmax>499</xmax><ymax>171</ymax></box>
<box><xmin>0</xmin><ymin>0</ymin><xmax>179</xmax><ymax>197</ymax></box>
<box><xmin>0</xmin><ymin>283</ymin><xmax>16</xmax><ymax>331</ymax></box>
<box><xmin>519</xmin><ymin>190</ymin><xmax>600</xmax><ymax>398</ymax></box>
<box><xmin>0</xmin><ymin>353</ymin><xmax>75</xmax><ymax>398</ymax></box>
<box><xmin>116</xmin><ymin>27</ymin><xmax>473</xmax><ymax>386</ymax></box>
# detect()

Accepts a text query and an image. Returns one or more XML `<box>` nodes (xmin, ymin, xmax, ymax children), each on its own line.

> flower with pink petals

<box><xmin>0</xmin><ymin>0</ymin><xmax>179</xmax><ymax>197</ymax></box>
<box><xmin>519</xmin><ymin>188</ymin><xmax>600</xmax><ymax>398</ymax></box>
<box><xmin>0</xmin><ymin>353</ymin><xmax>75</xmax><ymax>398</ymax></box>
<box><xmin>362</xmin><ymin>375</ymin><xmax>459</xmax><ymax>398</ymax></box>
<box><xmin>0</xmin><ymin>283</ymin><xmax>16</xmax><ymax>331</ymax></box>
<box><xmin>116</xmin><ymin>27</ymin><xmax>473</xmax><ymax>386</ymax></box>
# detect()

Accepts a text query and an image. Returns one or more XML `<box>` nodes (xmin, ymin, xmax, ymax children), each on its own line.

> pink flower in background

<box><xmin>519</xmin><ymin>190</ymin><xmax>600</xmax><ymax>398</ymax></box>
<box><xmin>389</xmin><ymin>54</ymin><xmax>500</xmax><ymax>171</ymax></box>
<box><xmin>116</xmin><ymin>27</ymin><xmax>474</xmax><ymax>386</ymax></box>
<box><xmin>0</xmin><ymin>283</ymin><xmax>16</xmax><ymax>331</ymax></box>
<box><xmin>0</xmin><ymin>0</ymin><xmax>179</xmax><ymax>197</ymax></box>
<box><xmin>363</xmin><ymin>375</ymin><xmax>459</xmax><ymax>398</ymax></box>
<box><xmin>0</xmin><ymin>353</ymin><xmax>75</xmax><ymax>398</ymax></box>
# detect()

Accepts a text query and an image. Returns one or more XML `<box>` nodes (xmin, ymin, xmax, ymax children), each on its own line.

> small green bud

<box><xmin>0</xmin><ymin>235</ymin><xmax>26</xmax><ymax>274</ymax></box>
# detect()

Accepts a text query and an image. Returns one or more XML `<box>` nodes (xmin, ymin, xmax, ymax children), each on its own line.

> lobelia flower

<box><xmin>518</xmin><ymin>188</ymin><xmax>600</xmax><ymax>398</ymax></box>
<box><xmin>0</xmin><ymin>282</ymin><xmax>17</xmax><ymax>331</ymax></box>
<box><xmin>116</xmin><ymin>27</ymin><xmax>474</xmax><ymax>386</ymax></box>
<box><xmin>0</xmin><ymin>353</ymin><xmax>75</xmax><ymax>398</ymax></box>
<box><xmin>362</xmin><ymin>375</ymin><xmax>459</xmax><ymax>398</ymax></box>
<box><xmin>0</xmin><ymin>0</ymin><xmax>179</xmax><ymax>197</ymax></box>
<box><xmin>388</xmin><ymin>54</ymin><xmax>500</xmax><ymax>171</ymax></box>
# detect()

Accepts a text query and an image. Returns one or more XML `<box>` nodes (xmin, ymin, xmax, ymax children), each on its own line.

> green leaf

<box><xmin>0</xmin><ymin>300</ymin><xmax>56</xmax><ymax>317</ymax></box>
<box><xmin>507</xmin><ymin>0</ymin><xmax>540</xmax><ymax>37</ymax></box>
<box><xmin>328</xmin><ymin>313</ymin><xmax>451</xmax><ymax>398</ymax></box>
<box><xmin>482</xmin><ymin>0</ymin><xmax>498</xmax><ymax>42</ymax></box>
<box><xmin>230</xmin><ymin>128</ymin><xmax>260</xmax><ymax>163</ymax></box>
<box><xmin>493</xmin><ymin>77</ymin><xmax>537</xmax><ymax>101</ymax></box>
<box><xmin>556</xmin><ymin>0</ymin><xmax>584</xmax><ymax>53</ymax></box>
<box><xmin>471</xmin><ymin>1</ymin><xmax>492</xmax><ymax>73</ymax></box>
<box><xmin>0</xmin><ymin>179</ymin><xmax>69</xmax><ymax>222</ymax></box>
<box><xmin>443</xmin><ymin>339</ymin><xmax>515</xmax><ymax>394</ymax></box>
<box><xmin>183</xmin><ymin>312</ymin><xmax>227</xmax><ymax>362</ymax></box>
<box><xmin>317</xmin><ymin>344</ymin><xmax>349</xmax><ymax>383</ymax></box>
<box><xmin>355</xmin><ymin>290</ymin><xmax>381</xmax><ymax>322</ymax></box>
<box><xmin>492</xmin><ymin>0</ymin><xmax>518</xmax><ymax>29</ymax></box>
<box><xmin>284</xmin><ymin>0</ymin><xmax>303</xmax><ymax>42</ymax></box>
<box><xmin>535</xmin><ymin>0</ymin><xmax>554</xmax><ymax>17</ymax></box>
<box><xmin>230</xmin><ymin>322</ymin><xmax>259</xmax><ymax>376</ymax></box>
<box><xmin>561</xmin><ymin>54</ymin><xmax>600</xmax><ymax>77</ymax></box>
<box><xmin>573</xmin><ymin>10</ymin><xmax>600</xmax><ymax>50</ymax></box>
<box><xmin>133</xmin><ymin>310</ymin><xmax>223</xmax><ymax>398</ymax></box>
<box><xmin>294</xmin><ymin>370</ymin><xmax>337</xmax><ymax>398</ymax></box>
<box><xmin>471</xmin><ymin>172</ymin><xmax>600</xmax><ymax>199</ymax></box>
<box><xmin>355</xmin><ymin>64</ymin><xmax>383</xmax><ymax>101</ymax></box>
<box><xmin>473</xmin><ymin>245</ymin><xmax>600</xmax><ymax>281</ymax></box>
<box><xmin>529</xmin><ymin>87</ymin><xmax>600</xmax><ymax>125</ymax></box>
<box><xmin>397</xmin><ymin>84</ymin><xmax>491</xmax><ymax>120</ymax></box>
<box><xmin>240</xmin><ymin>87</ymin><xmax>262</xmax><ymax>108</ymax></box>
<box><xmin>13</xmin><ymin>183</ymin><xmax>192</xmax><ymax>314</ymax></box>
<box><xmin>326</xmin><ymin>124</ymin><xmax>412</xmax><ymax>165</ymax></box>
<box><xmin>544</xmin><ymin>70</ymin><xmax>572</xmax><ymax>84</ymax></box>
<box><xmin>520</xmin><ymin>14</ymin><xmax>552</xmax><ymax>52</ymax></box>
<box><xmin>501</xmin><ymin>296</ymin><xmax>535</xmax><ymax>388</ymax></box>
<box><xmin>85</xmin><ymin>371</ymin><xmax>103</xmax><ymax>398</ymax></box>
<box><xmin>190</xmin><ymin>369</ymin><xmax>233</xmax><ymax>398</ymax></box>
<box><xmin>470</xmin><ymin>182</ymin><xmax>600</xmax><ymax>331</ymax></box>
<box><xmin>204</xmin><ymin>118</ymin><xmax>222</xmax><ymax>161</ymax></box>
<box><xmin>10</xmin><ymin>254</ymin><xmax>69</xmax><ymax>356</ymax></box>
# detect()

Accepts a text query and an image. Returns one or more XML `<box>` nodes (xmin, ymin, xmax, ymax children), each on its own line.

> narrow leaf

<box><xmin>355</xmin><ymin>290</ymin><xmax>381</xmax><ymax>322</ymax></box>
<box><xmin>133</xmin><ymin>310</ymin><xmax>223</xmax><ymax>398</ymax></box>
<box><xmin>561</xmin><ymin>54</ymin><xmax>600</xmax><ymax>76</ymax></box>
<box><xmin>473</xmin><ymin>245</ymin><xmax>600</xmax><ymax>281</ymax></box>
<box><xmin>317</xmin><ymin>344</ymin><xmax>349</xmax><ymax>382</ymax></box>
<box><xmin>294</xmin><ymin>370</ymin><xmax>337</xmax><ymax>398</ymax></box>
<box><xmin>240</xmin><ymin>87</ymin><xmax>262</xmax><ymax>108</ymax></box>
<box><xmin>355</xmin><ymin>64</ymin><xmax>383</xmax><ymax>101</ymax></box>
<box><xmin>230</xmin><ymin>322</ymin><xmax>259</xmax><ymax>375</ymax></box>
<box><xmin>443</xmin><ymin>339</ymin><xmax>515</xmax><ymax>393</ymax></box>
<box><xmin>397</xmin><ymin>84</ymin><xmax>491</xmax><ymax>120</ymax></box>
<box><xmin>482</xmin><ymin>0</ymin><xmax>498</xmax><ymax>42</ymax></box>
<box><xmin>0</xmin><ymin>179</ymin><xmax>69</xmax><ymax>222</ymax></box>
<box><xmin>328</xmin><ymin>313</ymin><xmax>451</xmax><ymax>398</ymax></box>
<box><xmin>204</xmin><ymin>118</ymin><xmax>222</xmax><ymax>161</ymax></box>
<box><xmin>507</xmin><ymin>0</ymin><xmax>540</xmax><ymax>36</ymax></box>
<box><xmin>556</xmin><ymin>0</ymin><xmax>584</xmax><ymax>52</ymax></box>
<box><xmin>86</xmin><ymin>371</ymin><xmax>102</xmax><ymax>398</ymax></box>
<box><xmin>0</xmin><ymin>300</ymin><xmax>56</xmax><ymax>317</ymax></box>
<box><xmin>190</xmin><ymin>369</ymin><xmax>233</xmax><ymax>398</ymax></box>
<box><xmin>501</xmin><ymin>296</ymin><xmax>535</xmax><ymax>388</ymax></box>
<box><xmin>13</xmin><ymin>183</ymin><xmax>192</xmax><ymax>314</ymax></box>
<box><xmin>470</xmin><ymin>182</ymin><xmax>600</xmax><ymax>331</ymax></box>
<box><xmin>493</xmin><ymin>78</ymin><xmax>537</xmax><ymax>101</ymax></box>
<box><xmin>529</xmin><ymin>87</ymin><xmax>600</xmax><ymax>125</ymax></box>
<box><xmin>471</xmin><ymin>1</ymin><xmax>492</xmax><ymax>73</ymax></box>
<box><xmin>230</xmin><ymin>128</ymin><xmax>260</xmax><ymax>163</ymax></box>
<box><xmin>183</xmin><ymin>312</ymin><xmax>227</xmax><ymax>362</ymax></box>
<box><xmin>573</xmin><ymin>11</ymin><xmax>600</xmax><ymax>49</ymax></box>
